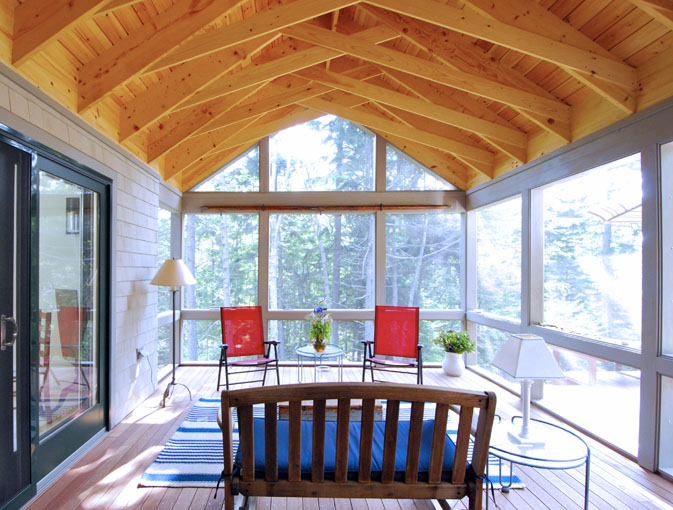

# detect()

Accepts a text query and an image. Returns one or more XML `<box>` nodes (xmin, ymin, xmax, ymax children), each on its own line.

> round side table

<box><xmin>295</xmin><ymin>344</ymin><xmax>345</xmax><ymax>383</ymax></box>
<box><xmin>486</xmin><ymin>416</ymin><xmax>590</xmax><ymax>510</ymax></box>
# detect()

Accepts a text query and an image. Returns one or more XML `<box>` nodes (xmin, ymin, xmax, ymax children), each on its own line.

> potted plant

<box><xmin>433</xmin><ymin>329</ymin><xmax>475</xmax><ymax>376</ymax></box>
<box><xmin>306</xmin><ymin>303</ymin><xmax>332</xmax><ymax>352</ymax></box>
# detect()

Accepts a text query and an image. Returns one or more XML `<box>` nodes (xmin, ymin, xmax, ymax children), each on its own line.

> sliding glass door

<box><xmin>31</xmin><ymin>155</ymin><xmax>109</xmax><ymax>483</ymax></box>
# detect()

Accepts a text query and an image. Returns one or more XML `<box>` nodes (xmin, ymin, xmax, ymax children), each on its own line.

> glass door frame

<box><xmin>29</xmin><ymin>153</ymin><xmax>111</xmax><ymax>483</ymax></box>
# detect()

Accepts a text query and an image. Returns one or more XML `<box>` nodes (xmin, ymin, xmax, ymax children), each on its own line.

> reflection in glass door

<box><xmin>37</xmin><ymin>172</ymin><xmax>99</xmax><ymax>437</ymax></box>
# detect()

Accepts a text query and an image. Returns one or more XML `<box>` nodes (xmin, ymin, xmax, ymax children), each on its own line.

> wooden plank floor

<box><xmin>25</xmin><ymin>365</ymin><xmax>673</xmax><ymax>510</ymax></box>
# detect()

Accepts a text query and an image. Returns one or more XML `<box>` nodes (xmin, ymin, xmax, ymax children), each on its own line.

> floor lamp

<box><xmin>151</xmin><ymin>258</ymin><xmax>196</xmax><ymax>407</ymax></box>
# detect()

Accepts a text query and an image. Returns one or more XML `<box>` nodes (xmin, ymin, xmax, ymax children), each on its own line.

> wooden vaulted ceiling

<box><xmin>0</xmin><ymin>0</ymin><xmax>672</xmax><ymax>191</ymax></box>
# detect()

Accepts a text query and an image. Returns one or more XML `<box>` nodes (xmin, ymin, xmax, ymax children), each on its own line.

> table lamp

<box><xmin>492</xmin><ymin>334</ymin><xmax>564</xmax><ymax>446</ymax></box>
<box><xmin>151</xmin><ymin>258</ymin><xmax>196</xmax><ymax>407</ymax></box>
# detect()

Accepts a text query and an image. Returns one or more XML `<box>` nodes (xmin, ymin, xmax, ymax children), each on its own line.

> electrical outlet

<box><xmin>136</xmin><ymin>348</ymin><xmax>148</xmax><ymax>360</ymax></box>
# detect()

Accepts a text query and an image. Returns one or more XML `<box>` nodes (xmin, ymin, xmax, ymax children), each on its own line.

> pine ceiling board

<box><xmin>611</xmin><ymin>19</ymin><xmax>670</xmax><ymax>60</ymax></box>
<box><xmin>549</xmin><ymin>0</ymin><xmax>586</xmax><ymax>20</ymax></box>
<box><xmin>595</xmin><ymin>7</ymin><xmax>653</xmax><ymax>49</ymax></box>
<box><xmin>626</xmin><ymin>31</ymin><xmax>673</xmax><ymax>66</ymax></box>
<box><xmin>57</xmin><ymin>30</ymin><xmax>97</xmax><ymax>67</ymax></box>
<box><xmin>566</xmin><ymin>0</ymin><xmax>613</xmax><ymax>29</ymax></box>
<box><xmin>104</xmin><ymin>0</ymin><xmax>145</xmax><ymax>37</ymax></box>
<box><xmin>580</xmin><ymin>0</ymin><xmax>637</xmax><ymax>40</ymax></box>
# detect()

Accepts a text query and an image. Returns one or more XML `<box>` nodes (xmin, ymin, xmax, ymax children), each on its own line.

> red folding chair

<box><xmin>362</xmin><ymin>305</ymin><xmax>423</xmax><ymax>384</ymax></box>
<box><xmin>217</xmin><ymin>306</ymin><xmax>280</xmax><ymax>390</ymax></box>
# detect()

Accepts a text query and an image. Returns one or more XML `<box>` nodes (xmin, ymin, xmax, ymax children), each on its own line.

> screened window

<box><xmin>269</xmin><ymin>116</ymin><xmax>375</xmax><ymax>192</ymax></box>
<box><xmin>182</xmin><ymin>319</ymin><xmax>221</xmax><ymax>362</ymax></box>
<box><xmin>386</xmin><ymin>143</ymin><xmax>455</xmax><ymax>190</ymax></box>
<box><xmin>662</xmin><ymin>141</ymin><xmax>673</xmax><ymax>356</ymax></box>
<box><xmin>269</xmin><ymin>213</ymin><xmax>375</xmax><ymax>310</ymax></box>
<box><xmin>386</xmin><ymin>213</ymin><xmax>462</xmax><ymax>309</ymax></box>
<box><xmin>541</xmin><ymin>154</ymin><xmax>642</xmax><ymax>347</ymax></box>
<box><xmin>191</xmin><ymin>145</ymin><xmax>259</xmax><ymax>192</ymax></box>
<box><xmin>476</xmin><ymin>197</ymin><xmax>522</xmax><ymax>319</ymax></box>
<box><xmin>660</xmin><ymin>375</ymin><xmax>673</xmax><ymax>477</ymax></box>
<box><xmin>182</xmin><ymin>213</ymin><xmax>258</xmax><ymax>309</ymax></box>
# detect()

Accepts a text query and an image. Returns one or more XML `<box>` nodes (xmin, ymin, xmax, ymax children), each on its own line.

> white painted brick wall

<box><xmin>0</xmin><ymin>74</ymin><xmax>167</xmax><ymax>427</ymax></box>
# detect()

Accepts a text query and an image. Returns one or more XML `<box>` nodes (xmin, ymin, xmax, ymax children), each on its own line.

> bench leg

<box><xmin>467</xmin><ymin>478</ymin><xmax>484</xmax><ymax>510</ymax></box>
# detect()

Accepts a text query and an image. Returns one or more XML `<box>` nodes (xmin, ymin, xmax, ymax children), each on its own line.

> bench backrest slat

<box><xmin>451</xmin><ymin>406</ymin><xmax>473</xmax><ymax>484</ymax></box>
<box><xmin>288</xmin><ymin>400</ymin><xmax>302</xmax><ymax>482</ymax></box>
<box><xmin>264</xmin><ymin>403</ymin><xmax>278</xmax><ymax>482</ymax></box>
<box><xmin>381</xmin><ymin>400</ymin><xmax>400</xmax><ymax>484</ymax></box>
<box><xmin>238</xmin><ymin>405</ymin><xmax>255</xmax><ymax>481</ymax></box>
<box><xmin>358</xmin><ymin>398</ymin><xmax>376</xmax><ymax>483</ymax></box>
<box><xmin>404</xmin><ymin>401</ymin><xmax>425</xmax><ymax>483</ymax></box>
<box><xmin>335</xmin><ymin>398</ymin><xmax>351</xmax><ymax>483</ymax></box>
<box><xmin>428</xmin><ymin>403</ymin><xmax>450</xmax><ymax>484</ymax></box>
<box><xmin>311</xmin><ymin>399</ymin><xmax>326</xmax><ymax>482</ymax></box>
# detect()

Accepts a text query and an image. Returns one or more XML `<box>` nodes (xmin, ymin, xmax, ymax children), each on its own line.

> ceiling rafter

<box><xmin>362</xmin><ymin>0</ymin><xmax>638</xmax><ymax>89</ymax></box>
<box><xmin>282</xmin><ymin>22</ymin><xmax>571</xmax><ymax>121</ymax></box>
<box><xmin>119</xmin><ymin>33</ymin><xmax>280</xmax><ymax>142</ymax></box>
<box><xmin>78</xmin><ymin>0</ymin><xmax>247</xmax><ymax>112</ymax></box>
<box><xmin>295</xmin><ymin>66</ymin><xmax>527</xmax><ymax>147</ymax></box>
<box><xmin>360</xmin><ymin>101</ymin><xmax>493</xmax><ymax>178</ymax></box>
<box><xmin>466</xmin><ymin>0</ymin><xmax>636</xmax><ymax>113</ymax></box>
<box><xmin>359</xmin><ymin>4</ymin><xmax>571</xmax><ymax>142</ymax></box>
<box><xmin>147</xmin><ymin>0</ymin><xmax>361</xmax><ymax>73</ymax></box>
<box><xmin>176</xmin><ymin>24</ymin><xmax>399</xmax><ymax>111</ymax></box>
<box><xmin>298</xmin><ymin>93</ymin><xmax>494</xmax><ymax>168</ymax></box>
<box><xmin>12</xmin><ymin>0</ymin><xmax>110</xmax><ymax>66</ymax></box>
<box><xmin>145</xmin><ymin>83</ymin><xmax>267</xmax><ymax>163</ymax></box>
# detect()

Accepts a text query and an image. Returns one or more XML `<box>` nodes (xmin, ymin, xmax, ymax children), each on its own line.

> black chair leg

<box><xmin>217</xmin><ymin>350</ymin><xmax>224</xmax><ymax>390</ymax></box>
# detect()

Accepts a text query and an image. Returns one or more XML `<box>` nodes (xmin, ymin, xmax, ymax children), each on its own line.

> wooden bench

<box><xmin>219</xmin><ymin>382</ymin><xmax>496</xmax><ymax>510</ymax></box>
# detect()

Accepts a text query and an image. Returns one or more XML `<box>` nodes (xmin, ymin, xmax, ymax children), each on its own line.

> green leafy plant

<box><xmin>433</xmin><ymin>329</ymin><xmax>475</xmax><ymax>354</ymax></box>
<box><xmin>306</xmin><ymin>301</ymin><xmax>332</xmax><ymax>352</ymax></box>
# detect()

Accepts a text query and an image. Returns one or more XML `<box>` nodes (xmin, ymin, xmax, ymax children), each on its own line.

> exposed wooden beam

<box><xmin>362</xmin><ymin>101</ymin><xmax>493</xmax><ymax>178</ymax></box>
<box><xmin>78</xmin><ymin>0</ymin><xmax>245</xmax><ymax>112</ymax></box>
<box><xmin>119</xmin><ymin>34</ymin><xmax>278</xmax><ymax>142</ymax></box>
<box><xmin>629</xmin><ymin>0</ymin><xmax>673</xmax><ymax>31</ymax></box>
<box><xmin>300</xmin><ymin>94</ymin><xmax>494</xmax><ymax>167</ymax></box>
<box><xmin>148</xmin><ymin>0</ymin><xmax>361</xmax><ymax>73</ymax></box>
<box><xmin>363</xmin><ymin>0</ymin><xmax>637</xmax><ymax>89</ymax></box>
<box><xmin>193</xmin><ymin>64</ymin><xmax>380</xmax><ymax>138</ymax></box>
<box><xmin>466</xmin><ymin>0</ymin><xmax>636</xmax><ymax>113</ymax></box>
<box><xmin>176</xmin><ymin>25</ymin><xmax>399</xmax><ymax>111</ymax></box>
<box><xmin>12</xmin><ymin>0</ymin><xmax>110</xmax><ymax>66</ymax></box>
<box><xmin>296</xmin><ymin>67</ymin><xmax>527</xmax><ymax>147</ymax></box>
<box><xmin>179</xmin><ymin>143</ymin><xmax>258</xmax><ymax>192</ymax></box>
<box><xmin>282</xmin><ymin>23</ymin><xmax>570</xmax><ymax>120</ymax></box>
<box><xmin>162</xmin><ymin>116</ymin><xmax>263</xmax><ymax>181</ymax></box>
<box><xmin>359</xmin><ymin>4</ymin><xmax>571</xmax><ymax>141</ymax></box>
<box><xmin>145</xmin><ymin>83</ymin><xmax>266</xmax><ymax>163</ymax></box>
<box><xmin>378</xmin><ymin>133</ymin><xmax>469</xmax><ymax>190</ymax></box>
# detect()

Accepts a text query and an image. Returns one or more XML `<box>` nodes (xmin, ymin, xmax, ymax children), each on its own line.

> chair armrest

<box><xmin>220</xmin><ymin>344</ymin><xmax>229</xmax><ymax>350</ymax></box>
<box><xmin>417</xmin><ymin>344</ymin><xmax>423</xmax><ymax>350</ymax></box>
<box><xmin>264</xmin><ymin>340</ymin><xmax>279</xmax><ymax>345</ymax></box>
<box><xmin>361</xmin><ymin>340</ymin><xmax>373</xmax><ymax>345</ymax></box>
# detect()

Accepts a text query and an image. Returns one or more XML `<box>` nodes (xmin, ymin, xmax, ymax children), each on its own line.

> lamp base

<box><xmin>160</xmin><ymin>380</ymin><xmax>192</xmax><ymax>408</ymax></box>
<box><xmin>507</xmin><ymin>430</ymin><xmax>546</xmax><ymax>448</ymax></box>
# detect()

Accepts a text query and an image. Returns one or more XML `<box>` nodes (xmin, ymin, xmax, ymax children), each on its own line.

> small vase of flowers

<box><xmin>433</xmin><ymin>329</ymin><xmax>476</xmax><ymax>377</ymax></box>
<box><xmin>306</xmin><ymin>302</ymin><xmax>332</xmax><ymax>353</ymax></box>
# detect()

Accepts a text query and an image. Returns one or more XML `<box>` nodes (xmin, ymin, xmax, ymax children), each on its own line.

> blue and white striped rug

<box><xmin>139</xmin><ymin>398</ymin><xmax>523</xmax><ymax>489</ymax></box>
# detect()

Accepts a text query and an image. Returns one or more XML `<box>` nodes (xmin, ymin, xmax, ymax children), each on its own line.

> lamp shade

<box><xmin>492</xmin><ymin>334</ymin><xmax>564</xmax><ymax>379</ymax></box>
<box><xmin>150</xmin><ymin>259</ymin><xmax>196</xmax><ymax>288</ymax></box>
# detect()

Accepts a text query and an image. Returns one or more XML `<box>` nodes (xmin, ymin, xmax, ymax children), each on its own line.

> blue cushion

<box><xmin>234</xmin><ymin>418</ymin><xmax>457</xmax><ymax>481</ymax></box>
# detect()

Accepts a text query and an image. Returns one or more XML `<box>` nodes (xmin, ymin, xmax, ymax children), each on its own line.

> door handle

<box><xmin>1</xmin><ymin>314</ymin><xmax>18</xmax><ymax>351</ymax></box>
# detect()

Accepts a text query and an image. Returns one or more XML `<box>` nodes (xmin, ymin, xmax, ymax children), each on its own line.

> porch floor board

<box><xmin>24</xmin><ymin>366</ymin><xmax>673</xmax><ymax>510</ymax></box>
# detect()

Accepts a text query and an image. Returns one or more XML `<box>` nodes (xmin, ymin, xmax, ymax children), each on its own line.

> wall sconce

<box><xmin>66</xmin><ymin>197</ymin><xmax>80</xmax><ymax>235</ymax></box>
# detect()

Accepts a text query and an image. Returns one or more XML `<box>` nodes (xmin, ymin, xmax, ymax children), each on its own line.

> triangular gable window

<box><xmin>270</xmin><ymin>115</ymin><xmax>375</xmax><ymax>192</ymax></box>
<box><xmin>191</xmin><ymin>145</ymin><xmax>259</xmax><ymax>192</ymax></box>
<box><xmin>386</xmin><ymin>143</ymin><xmax>455</xmax><ymax>191</ymax></box>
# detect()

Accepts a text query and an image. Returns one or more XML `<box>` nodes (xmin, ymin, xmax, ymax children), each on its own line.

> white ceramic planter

<box><xmin>442</xmin><ymin>352</ymin><xmax>465</xmax><ymax>377</ymax></box>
